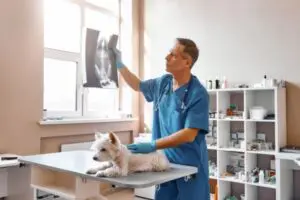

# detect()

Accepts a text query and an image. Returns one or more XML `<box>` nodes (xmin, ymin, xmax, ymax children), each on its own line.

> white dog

<box><xmin>86</xmin><ymin>132</ymin><xmax>170</xmax><ymax>177</ymax></box>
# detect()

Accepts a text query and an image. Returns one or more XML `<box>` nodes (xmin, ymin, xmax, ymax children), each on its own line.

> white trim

<box><xmin>44</xmin><ymin>111</ymin><xmax>82</xmax><ymax>118</ymax></box>
<box><xmin>78</xmin><ymin>4</ymin><xmax>86</xmax><ymax>116</ymax></box>
<box><xmin>44</xmin><ymin>48</ymin><xmax>80</xmax><ymax>62</ymax></box>
<box><xmin>43</xmin><ymin>55</ymin><xmax>82</xmax><ymax>117</ymax></box>
<box><xmin>38</xmin><ymin>117</ymin><xmax>138</xmax><ymax>125</ymax></box>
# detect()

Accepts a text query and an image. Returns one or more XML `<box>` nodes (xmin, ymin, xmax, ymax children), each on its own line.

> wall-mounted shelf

<box><xmin>206</xmin><ymin>87</ymin><xmax>286</xmax><ymax>200</ymax></box>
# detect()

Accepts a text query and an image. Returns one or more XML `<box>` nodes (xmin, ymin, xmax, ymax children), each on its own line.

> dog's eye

<box><xmin>100</xmin><ymin>148</ymin><xmax>106</xmax><ymax>152</ymax></box>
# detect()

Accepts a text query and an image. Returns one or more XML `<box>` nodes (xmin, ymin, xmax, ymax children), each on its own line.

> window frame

<box><xmin>43</xmin><ymin>0</ymin><xmax>124</xmax><ymax>119</ymax></box>
<box><xmin>44</xmin><ymin>48</ymin><xmax>83</xmax><ymax>118</ymax></box>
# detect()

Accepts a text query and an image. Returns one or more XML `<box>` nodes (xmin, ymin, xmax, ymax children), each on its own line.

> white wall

<box><xmin>144</xmin><ymin>0</ymin><xmax>300</xmax><ymax>83</ymax></box>
<box><xmin>142</xmin><ymin>0</ymin><xmax>300</xmax><ymax>143</ymax></box>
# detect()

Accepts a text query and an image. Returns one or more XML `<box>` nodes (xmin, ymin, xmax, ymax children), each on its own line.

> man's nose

<box><xmin>165</xmin><ymin>54</ymin><xmax>170</xmax><ymax>61</ymax></box>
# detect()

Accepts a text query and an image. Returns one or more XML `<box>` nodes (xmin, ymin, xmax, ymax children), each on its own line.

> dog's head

<box><xmin>90</xmin><ymin>131</ymin><xmax>121</xmax><ymax>162</ymax></box>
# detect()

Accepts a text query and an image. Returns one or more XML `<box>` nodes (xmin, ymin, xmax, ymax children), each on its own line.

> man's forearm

<box><xmin>118</xmin><ymin>66</ymin><xmax>141</xmax><ymax>91</ymax></box>
<box><xmin>155</xmin><ymin>128</ymin><xmax>198</xmax><ymax>149</ymax></box>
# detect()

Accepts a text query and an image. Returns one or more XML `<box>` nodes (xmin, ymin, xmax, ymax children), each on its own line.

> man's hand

<box><xmin>127</xmin><ymin>141</ymin><xmax>156</xmax><ymax>154</ymax></box>
<box><xmin>112</xmin><ymin>48</ymin><xmax>125</xmax><ymax>69</ymax></box>
<box><xmin>111</xmin><ymin>48</ymin><xmax>141</xmax><ymax>91</ymax></box>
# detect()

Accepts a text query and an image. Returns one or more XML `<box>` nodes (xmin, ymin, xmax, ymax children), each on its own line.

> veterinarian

<box><xmin>112</xmin><ymin>38</ymin><xmax>210</xmax><ymax>200</ymax></box>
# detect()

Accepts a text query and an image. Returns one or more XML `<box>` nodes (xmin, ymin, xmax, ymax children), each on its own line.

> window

<box><xmin>44</xmin><ymin>0</ymin><xmax>81</xmax><ymax>52</ymax></box>
<box><xmin>43</xmin><ymin>58</ymin><xmax>78</xmax><ymax>112</ymax></box>
<box><xmin>86</xmin><ymin>0</ymin><xmax>119</xmax><ymax>14</ymax></box>
<box><xmin>43</xmin><ymin>0</ymin><xmax>127</xmax><ymax>119</ymax></box>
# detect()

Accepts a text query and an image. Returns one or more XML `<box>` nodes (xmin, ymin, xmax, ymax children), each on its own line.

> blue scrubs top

<box><xmin>140</xmin><ymin>74</ymin><xmax>210</xmax><ymax>200</ymax></box>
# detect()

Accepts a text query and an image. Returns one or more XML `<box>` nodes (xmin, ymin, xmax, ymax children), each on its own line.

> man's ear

<box><xmin>108</xmin><ymin>131</ymin><xmax>119</xmax><ymax>145</ymax></box>
<box><xmin>185</xmin><ymin>56</ymin><xmax>192</xmax><ymax>68</ymax></box>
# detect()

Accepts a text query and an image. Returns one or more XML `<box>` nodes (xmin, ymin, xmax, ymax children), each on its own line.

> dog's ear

<box><xmin>95</xmin><ymin>132</ymin><xmax>102</xmax><ymax>140</ymax></box>
<box><xmin>108</xmin><ymin>132</ymin><xmax>119</xmax><ymax>145</ymax></box>
<box><xmin>90</xmin><ymin>141</ymin><xmax>97</xmax><ymax>151</ymax></box>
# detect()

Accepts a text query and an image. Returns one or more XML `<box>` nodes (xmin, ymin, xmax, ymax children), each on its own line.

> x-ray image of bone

<box><xmin>95</xmin><ymin>38</ymin><xmax>116</xmax><ymax>88</ymax></box>
<box><xmin>83</xmin><ymin>28</ymin><xmax>119</xmax><ymax>89</ymax></box>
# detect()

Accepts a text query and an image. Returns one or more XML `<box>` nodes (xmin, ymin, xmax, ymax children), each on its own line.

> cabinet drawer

<box><xmin>0</xmin><ymin>168</ymin><xmax>8</xmax><ymax>198</ymax></box>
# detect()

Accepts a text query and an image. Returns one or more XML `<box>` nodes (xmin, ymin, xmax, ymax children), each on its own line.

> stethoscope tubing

<box><xmin>154</xmin><ymin>76</ymin><xmax>193</xmax><ymax>112</ymax></box>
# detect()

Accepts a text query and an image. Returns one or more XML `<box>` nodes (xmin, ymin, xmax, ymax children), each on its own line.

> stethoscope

<box><xmin>154</xmin><ymin>76</ymin><xmax>193</xmax><ymax>112</ymax></box>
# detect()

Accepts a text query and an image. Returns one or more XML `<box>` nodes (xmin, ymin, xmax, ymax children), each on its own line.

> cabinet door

<box><xmin>0</xmin><ymin>168</ymin><xmax>8</xmax><ymax>197</ymax></box>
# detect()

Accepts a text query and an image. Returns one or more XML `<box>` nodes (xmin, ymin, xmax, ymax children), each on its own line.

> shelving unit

<box><xmin>30</xmin><ymin>165</ymin><xmax>102</xmax><ymax>200</ymax></box>
<box><xmin>206</xmin><ymin>87</ymin><xmax>286</xmax><ymax>200</ymax></box>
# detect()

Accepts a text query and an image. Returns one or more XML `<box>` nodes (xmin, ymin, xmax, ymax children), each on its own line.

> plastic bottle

<box><xmin>259</xmin><ymin>170</ymin><xmax>264</xmax><ymax>184</ymax></box>
<box><xmin>262</xmin><ymin>75</ymin><xmax>267</xmax><ymax>87</ymax></box>
<box><xmin>215</xmin><ymin>76</ymin><xmax>220</xmax><ymax>89</ymax></box>
<box><xmin>208</xmin><ymin>79</ymin><xmax>212</xmax><ymax>89</ymax></box>
<box><xmin>222</xmin><ymin>76</ymin><xmax>228</xmax><ymax>89</ymax></box>
<box><xmin>43</xmin><ymin>109</ymin><xmax>47</xmax><ymax>121</ymax></box>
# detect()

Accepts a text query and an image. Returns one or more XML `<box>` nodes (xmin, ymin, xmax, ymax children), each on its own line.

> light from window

<box><xmin>44</xmin><ymin>0</ymin><xmax>81</xmax><ymax>52</ymax></box>
<box><xmin>86</xmin><ymin>0</ymin><xmax>119</xmax><ymax>14</ymax></box>
<box><xmin>121</xmin><ymin>86</ymin><xmax>132</xmax><ymax>114</ymax></box>
<box><xmin>86</xmin><ymin>88</ymin><xmax>118</xmax><ymax>115</ymax></box>
<box><xmin>85</xmin><ymin>8</ymin><xmax>119</xmax><ymax>38</ymax></box>
<box><xmin>43</xmin><ymin>58</ymin><xmax>77</xmax><ymax>111</ymax></box>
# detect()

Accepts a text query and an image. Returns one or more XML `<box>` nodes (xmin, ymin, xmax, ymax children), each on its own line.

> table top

<box><xmin>18</xmin><ymin>150</ymin><xmax>198</xmax><ymax>188</ymax></box>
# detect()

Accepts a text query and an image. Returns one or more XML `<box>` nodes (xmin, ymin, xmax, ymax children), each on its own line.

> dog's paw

<box><xmin>95</xmin><ymin>170</ymin><xmax>106</xmax><ymax>177</ymax></box>
<box><xmin>86</xmin><ymin>168</ymin><xmax>99</xmax><ymax>174</ymax></box>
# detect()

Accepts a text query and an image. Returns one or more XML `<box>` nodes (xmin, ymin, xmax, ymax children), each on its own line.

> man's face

<box><xmin>165</xmin><ymin>42</ymin><xmax>191</xmax><ymax>73</ymax></box>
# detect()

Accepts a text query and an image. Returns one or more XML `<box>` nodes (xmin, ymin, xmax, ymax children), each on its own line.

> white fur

<box><xmin>86</xmin><ymin>132</ymin><xmax>170</xmax><ymax>177</ymax></box>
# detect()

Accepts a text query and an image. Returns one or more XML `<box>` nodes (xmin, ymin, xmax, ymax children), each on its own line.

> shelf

<box><xmin>219</xmin><ymin>147</ymin><xmax>245</xmax><ymax>152</ymax></box>
<box><xmin>247</xmin><ymin>150</ymin><xmax>276</xmax><ymax>155</ymax></box>
<box><xmin>207</xmin><ymin>145</ymin><xmax>217</xmax><ymax>150</ymax></box>
<box><xmin>31</xmin><ymin>184</ymin><xmax>76</xmax><ymax>199</ymax></box>
<box><xmin>219</xmin><ymin>177</ymin><xmax>245</xmax><ymax>184</ymax></box>
<box><xmin>207</xmin><ymin>87</ymin><xmax>280</xmax><ymax>93</ymax></box>
<box><xmin>30</xmin><ymin>165</ymin><xmax>102</xmax><ymax>199</ymax></box>
<box><xmin>247</xmin><ymin>184</ymin><xmax>276</xmax><ymax>200</ymax></box>
<box><xmin>218</xmin><ymin>120</ymin><xmax>244</xmax><ymax>151</ymax></box>
<box><xmin>218</xmin><ymin>180</ymin><xmax>245</xmax><ymax>200</ymax></box>
<box><xmin>217</xmin><ymin>177</ymin><xmax>277</xmax><ymax>189</ymax></box>
<box><xmin>207</xmin><ymin>86</ymin><xmax>286</xmax><ymax>200</ymax></box>
<box><xmin>209</xmin><ymin>118</ymin><xmax>276</xmax><ymax>122</ymax></box>
<box><xmin>218</xmin><ymin>118</ymin><xmax>245</xmax><ymax>122</ymax></box>
<box><xmin>246</xmin><ymin>181</ymin><xmax>276</xmax><ymax>189</ymax></box>
<box><xmin>246</xmin><ymin>119</ymin><xmax>275</xmax><ymax>122</ymax></box>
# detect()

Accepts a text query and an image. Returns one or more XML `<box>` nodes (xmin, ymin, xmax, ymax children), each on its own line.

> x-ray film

<box><xmin>83</xmin><ymin>28</ymin><xmax>119</xmax><ymax>89</ymax></box>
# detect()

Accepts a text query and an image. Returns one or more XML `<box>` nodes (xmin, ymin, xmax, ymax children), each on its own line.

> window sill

<box><xmin>38</xmin><ymin>117</ymin><xmax>138</xmax><ymax>125</ymax></box>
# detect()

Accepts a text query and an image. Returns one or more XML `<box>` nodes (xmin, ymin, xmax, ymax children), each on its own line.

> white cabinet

<box><xmin>206</xmin><ymin>87</ymin><xmax>286</xmax><ymax>200</ymax></box>
<box><xmin>0</xmin><ymin>168</ymin><xmax>8</xmax><ymax>197</ymax></box>
<box><xmin>135</xmin><ymin>186</ymin><xmax>155</xmax><ymax>199</ymax></box>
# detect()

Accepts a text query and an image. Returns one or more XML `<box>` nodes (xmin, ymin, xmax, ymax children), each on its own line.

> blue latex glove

<box><xmin>126</xmin><ymin>141</ymin><xmax>156</xmax><ymax>154</ymax></box>
<box><xmin>112</xmin><ymin>48</ymin><xmax>125</xmax><ymax>69</ymax></box>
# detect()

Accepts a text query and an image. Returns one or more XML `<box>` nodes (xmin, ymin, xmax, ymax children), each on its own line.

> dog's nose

<box><xmin>93</xmin><ymin>156</ymin><xmax>98</xmax><ymax>161</ymax></box>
